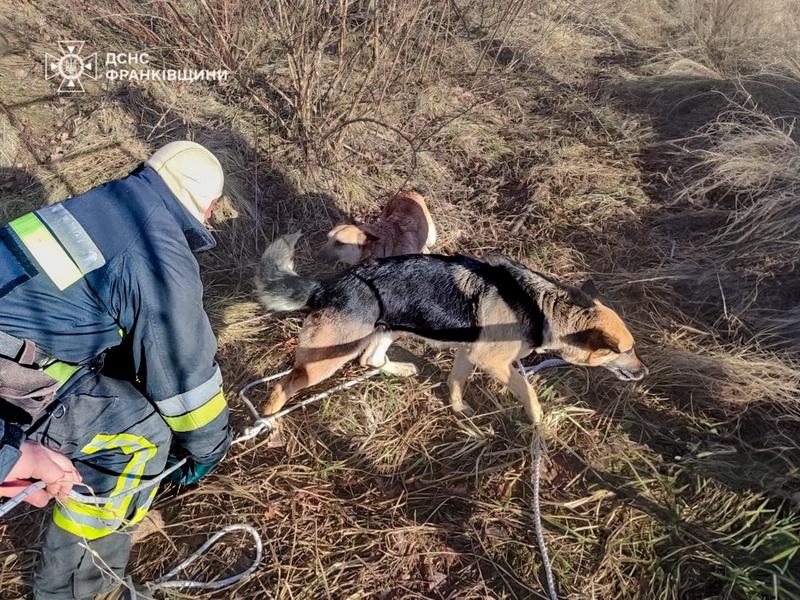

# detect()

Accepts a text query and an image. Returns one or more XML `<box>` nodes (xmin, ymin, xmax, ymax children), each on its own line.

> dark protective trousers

<box><xmin>27</xmin><ymin>368</ymin><xmax>171</xmax><ymax>600</ymax></box>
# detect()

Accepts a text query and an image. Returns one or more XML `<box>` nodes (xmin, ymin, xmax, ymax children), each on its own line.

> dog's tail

<box><xmin>255</xmin><ymin>232</ymin><xmax>320</xmax><ymax>312</ymax></box>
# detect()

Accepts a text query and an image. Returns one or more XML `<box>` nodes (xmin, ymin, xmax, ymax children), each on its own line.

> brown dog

<box><xmin>256</xmin><ymin>237</ymin><xmax>647</xmax><ymax>426</ymax></box>
<box><xmin>323</xmin><ymin>191</ymin><xmax>437</xmax><ymax>264</ymax></box>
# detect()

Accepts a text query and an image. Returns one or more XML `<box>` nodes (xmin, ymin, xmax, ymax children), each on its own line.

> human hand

<box><xmin>0</xmin><ymin>442</ymin><xmax>82</xmax><ymax>507</ymax></box>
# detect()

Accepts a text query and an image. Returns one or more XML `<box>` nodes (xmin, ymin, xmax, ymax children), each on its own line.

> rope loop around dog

<box><xmin>2</xmin><ymin>366</ymin><xmax>379</xmax><ymax>512</ymax></box>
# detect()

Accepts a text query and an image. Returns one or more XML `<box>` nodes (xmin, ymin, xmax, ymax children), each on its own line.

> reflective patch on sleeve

<box><xmin>8</xmin><ymin>213</ymin><xmax>82</xmax><ymax>291</ymax></box>
<box><xmin>162</xmin><ymin>390</ymin><xmax>227</xmax><ymax>433</ymax></box>
<box><xmin>155</xmin><ymin>366</ymin><xmax>223</xmax><ymax>417</ymax></box>
<box><xmin>37</xmin><ymin>204</ymin><xmax>105</xmax><ymax>274</ymax></box>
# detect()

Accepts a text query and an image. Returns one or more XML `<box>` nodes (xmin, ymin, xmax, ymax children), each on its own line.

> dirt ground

<box><xmin>0</xmin><ymin>1</ymin><xmax>799</xmax><ymax>598</ymax></box>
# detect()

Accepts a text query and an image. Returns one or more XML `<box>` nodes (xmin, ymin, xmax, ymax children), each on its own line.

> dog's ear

<box><xmin>580</xmin><ymin>279</ymin><xmax>601</xmax><ymax>299</ymax></box>
<box><xmin>562</xmin><ymin>328</ymin><xmax>620</xmax><ymax>353</ymax></box>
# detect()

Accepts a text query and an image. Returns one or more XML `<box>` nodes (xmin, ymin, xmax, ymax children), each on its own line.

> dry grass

<box><xmin>682</xmin><ymin>106</ymin><xmax>800</xmax><ymax>259</ymax></box>
<box><xmin>0</xmin><ymin>0</ymin><xmax>799</xmax><ymax>598</ymax></box>
<box><xmin>666</xmin><ymin>0</ymin><xmax>800</xmax><ymax>76</ymax></box>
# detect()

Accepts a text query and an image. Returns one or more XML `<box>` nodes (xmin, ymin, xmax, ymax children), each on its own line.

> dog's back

<box><xmin>378</xmin><ymin>191</ymin><xmax>437</xmax><ymax>253</ymax></box>
<box><xmin>313</xmin><ymin>254</ymin><xmax>543</xmax><ymax>345</ymax></box>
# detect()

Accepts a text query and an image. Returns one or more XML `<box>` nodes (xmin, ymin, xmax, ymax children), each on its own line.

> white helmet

<box><xmin>145</xmin><ymin>141</ymin><xmax>224</xmax><ymax>223</ymax></box>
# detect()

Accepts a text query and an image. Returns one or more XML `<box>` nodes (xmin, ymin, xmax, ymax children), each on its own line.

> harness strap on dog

<box><xmin>352</xmin><ymin>273</ymin><xmax>386</xmax><ymax>325</ymax></box>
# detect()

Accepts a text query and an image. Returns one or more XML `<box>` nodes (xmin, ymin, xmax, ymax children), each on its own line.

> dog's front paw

<box><xmin>451</xmin><ymin>401</ymin><xmax>475</xmax><ymax>417</ymax></box>
<box><xmin>381</xmin><ymin>360</ymin><xmax>419</xmax><ymax>377</ymax></box>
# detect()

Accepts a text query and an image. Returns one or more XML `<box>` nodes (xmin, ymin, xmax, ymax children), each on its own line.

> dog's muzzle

<box><xmin>604</xmin><ymin>350</ymin><xmax>648</xmax><ymax>381</ymax></box>
<box><xmin>605</xmin><ymin>364</ymin><xmax>648</xmax><ymax>381</ymax></box>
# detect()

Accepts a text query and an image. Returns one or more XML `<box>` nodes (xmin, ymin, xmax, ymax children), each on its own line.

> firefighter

<box><xmin>0</xmin><ymin>141</ymin><xmax>232</xmax><ymax>599</ymax></box>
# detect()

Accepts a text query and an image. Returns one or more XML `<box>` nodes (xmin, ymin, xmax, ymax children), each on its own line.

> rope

<box><xmin>1</xmin><ymin>368</ymin><xmax>382</xmax><ymax>512</ymax></box>
<box><xmin>150</xmin><ymin>524</ymin><xmax>263</xmax><ymax>591</ymax></box>
<box><xmin>0</xmin><ymin>480</ymin><xmax>47</xmax><ymax>516</ymax></box>
<box><xmin>71</xmin><ymin>459</ymin><xmax>189</xmax><ymax>506</ymax></box>
<box><xmin>234</xmin><ymin>367</ymin><xmax>381</xmax><ymax>443</ymax></box>
<box><xmin>0</xmin><ymin>462</ymin><xmax>192</xmax><ymax>515</ymax></box>
<box><xmin>521</xmin><ymin>357</ymin><xmax>568</xmax><ymax>600</ymax></box>
<box><xmin>532</xmin><ymin>430</ymin><xmax>558</xmax><ymax>600</ymax></box>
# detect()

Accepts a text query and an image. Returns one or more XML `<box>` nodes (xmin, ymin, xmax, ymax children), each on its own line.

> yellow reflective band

<box><xmin>8</xmin><ymin>213</ymin><xmax>82</xmax><ymax>290</ymax></box>
<box><xmin>163</xmin><ymin>390</ymin><xmax>226</xmax><ymax>432</ymax></box>
<box><xmin>44</xmin><ymin>361</ymin><xmax>81</xmax><ymax>388</ymax></box>
<box><xmin>82</xmin><ymin>434</ymin><xmax>156</xmax><ymax>523</ymax></box>
<box><xmin>130</xmin><ymin>487</ymin><xmax>159</xmax><ymax>526</ymax></box>
<box><xmin>53</xmin><ymin>506</ymin><xmax>115</xmax><ymax>540</ymax></box>
<box><xmin>53</xmin><ymin>494</ymin><xmax>126</xmax><ymax>540</ymax></box>
<box><xmin>53</xmin><ymin>433</ymin><xmax>158</xmax><ymax>540</ymax></box>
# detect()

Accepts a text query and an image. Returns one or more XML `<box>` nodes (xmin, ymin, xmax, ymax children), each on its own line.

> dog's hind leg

<box><xmin>264</xmin><ymin>313</ymin><xmax>373</xmax><ymax>417</ymax></box>
<box><xmin>448</xmin><ymin>348</ymin><xmax>475</xmax><ymax>416</ymax></box>
<box><xmin>358</xmin><ymin>332</ymin><xmax>388</xmax><ymax>368</ymax></box>
<box><xmin>359</xmin><ymin>331</ymin><xmax>418</xmax><ymax>377</ymax></box>
<box><xmin>264</xmin><ymin>369</ymin><xmax>305</xmax><ymax>417</ymax></box>
<box><xmin>472</xmin><ymin>343</ymin><xmax>542</xmax><ymax>424</ymax></box>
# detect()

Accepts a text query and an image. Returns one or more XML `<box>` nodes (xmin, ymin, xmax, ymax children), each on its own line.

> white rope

<box><xmin>149</xmin><ymin>524</ymin><xmax>263</xmax><ymax>591</ymax></box>
<box><xmin>532</xmin><ymin>431</ymin><xmax>558</xmax><ymax>600</ymax></box>
<box><xmin>234</xmin><ymin>367</ymin><xmax>382</xmax><ymax>443</ymax></box>
<box><xmin>2</xmin><ymin>366</ymin><xmax>384</xmax><ymax>512</ymax></box>
<box><xmin>523</xmin><ymin>358</ymin><xmax>569</xmax><ymax>377</ymax></box>
<box><xmin>522</xmin><ymin>358</ymin><xmax>568</xmax><ymax>600</ymax></box>
<box><xmin>0</xmin><ymin>456</ymin><xmax>191</xmax><ymax>515</ymax></box>
<box><xmin>69</xmin><ymin>459</ymin><xmax>189</xmax><ymax>506</ymax></box>
<box><xmin>0</xmin><ymin>480</ymin><xmax>47</xmax><ymax>517</ymax></box>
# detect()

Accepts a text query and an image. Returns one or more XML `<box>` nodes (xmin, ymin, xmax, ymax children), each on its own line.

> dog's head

<box><xmin>556</xmin><ymin>280</ymin><xmax>648</xmax><ymax>381</ymax></box>
<box><xmin>323</xmin><ymin>224</ymin><xmax>378</xmax><ymax>265</ymax></box>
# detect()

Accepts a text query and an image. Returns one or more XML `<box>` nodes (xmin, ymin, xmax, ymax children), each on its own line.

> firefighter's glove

<box><xmin>165</xmin><ymin>455</ymin><xmax>221</xmax><ymax>486</ymax></box>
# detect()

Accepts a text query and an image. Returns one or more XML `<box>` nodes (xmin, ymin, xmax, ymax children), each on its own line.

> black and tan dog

<box><xmin>256</xmin><ymin>234</ymin><xmax>647</xmax><ymax>424</ymax></box>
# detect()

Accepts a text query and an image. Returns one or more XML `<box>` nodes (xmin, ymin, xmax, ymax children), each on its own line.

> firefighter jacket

<box><xmin>0</xmin><ymin>164</ymin><xmax>230</xmax><ymax>482</ymax></box>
